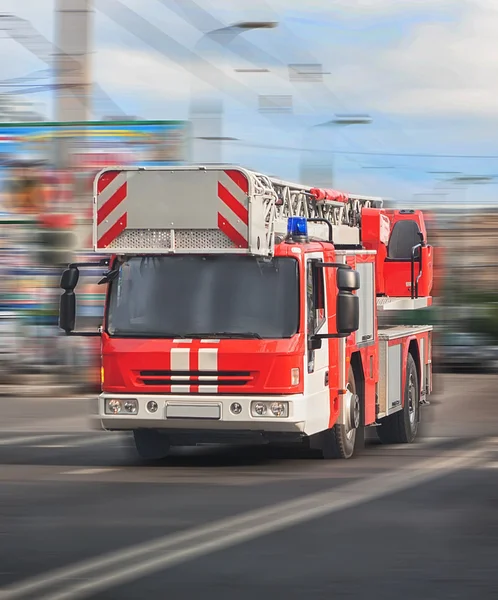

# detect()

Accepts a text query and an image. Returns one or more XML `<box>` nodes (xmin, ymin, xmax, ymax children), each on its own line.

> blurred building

<box><xmin>432</xmin><ymin>208</ymin><xmax>498</xmax><ymax>293</ymax></box>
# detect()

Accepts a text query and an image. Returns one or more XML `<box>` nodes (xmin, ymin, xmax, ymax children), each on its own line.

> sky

<box><xmin>1</xmin><ymin>0</ymin><xmax>498</xmax><ymax>206</ymax></box>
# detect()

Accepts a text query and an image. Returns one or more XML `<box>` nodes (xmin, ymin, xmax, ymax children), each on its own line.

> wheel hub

<box><xmin>344</xmin><ymin>390</ymin><xmax>360</xmax><ymax>433</ymax></box>
<box><xmin>408</xmin><ymin>373</ymin><xmax>416</xmax><ymax>426</ymax></box>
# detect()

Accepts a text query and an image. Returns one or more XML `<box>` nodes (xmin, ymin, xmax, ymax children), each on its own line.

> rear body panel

<box><xmin>94</xmin><ymin>166</ymin><xmax>270</xmax><ymax>256</ymax></box>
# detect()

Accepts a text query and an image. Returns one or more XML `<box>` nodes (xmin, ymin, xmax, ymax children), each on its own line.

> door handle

<box><xmin>324</xmin><ymin>371</ymin><xmax>329</xmax><ymax>386</ymax></box>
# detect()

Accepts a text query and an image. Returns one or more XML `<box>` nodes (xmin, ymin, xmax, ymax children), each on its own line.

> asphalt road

<box><xmin>0</xmin><ymin>373</ymin><xmax>496</xmax><ymax>599</ymax></box>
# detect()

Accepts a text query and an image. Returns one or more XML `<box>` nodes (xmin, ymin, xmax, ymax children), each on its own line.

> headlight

<box><xmin>251</xmin><ymin>401</ymin><xmax>289</xmax><ymax>418</ymax></box>
<box><xmin>252</xmin><ymin>402</ymin><xmax>267</xmax><ymax>416</ymax></box>
<box><xmin>105</xmin><ymin>398</ymin><xmax>138</xmax><ymax>415</ymax></box>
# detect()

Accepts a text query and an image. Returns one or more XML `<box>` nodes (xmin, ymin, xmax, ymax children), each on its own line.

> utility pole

<box><xmin>189</xmin><ymin>21</ymin><xmax>277</xmax><ymax>164</ymax></box>
<box><xmin>53</xmin><ymin>0</ymin><xmax>93</xmax><ymax>169</ymax></box>
<box><xmin>54</xmin><ymin>0</ymin><xmax>93</xmax><ymax>123</ymax></box>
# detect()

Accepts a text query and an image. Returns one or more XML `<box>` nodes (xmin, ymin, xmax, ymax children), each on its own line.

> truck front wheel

<box><xmin>312</xmin><ymin>367</ymin><xmax>362</xmax><ymax>459</ymax></box>
<box><xmin>133</xmin><ymin>430</ymin><xmax>171</xmax><ymax>460</ymax></box>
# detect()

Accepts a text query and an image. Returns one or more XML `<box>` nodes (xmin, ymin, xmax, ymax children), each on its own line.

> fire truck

<box><xmin>59</xmin><ymin>165</ymin><xmax>434</xmax><ymax>460</ymax></box>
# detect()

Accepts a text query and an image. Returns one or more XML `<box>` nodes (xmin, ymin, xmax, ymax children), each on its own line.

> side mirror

<box><xmin>336</xmin><ymin>292</ymin><xmax>359</xmax><ymax>336</ymax></box>
<box><xmin>309</xmin><ymin>336</ymin><xmax>322</xmax><ymax>351</ymax></box>
<box><xmin>61</xmin><ymin>267</ymin><xmax>79</xmax><ymax>291</ymax></box>
<box><xmin>337</xmin><ymin>267</ymin><xmax>360</xmax><ymax>292</ymax></box>
<box><xmin>310</xmin><ymin>263</ymin><xmax>361</xmax><ymax>340</ymax></box>
<box><xmin>336</xmin><ymin>266</ymin><xmax>360</xmax><ymax>336</ymax></box>
<box><xmin>59</xmin><ymin>290</ymin><xmax>76</xmax><ymax>333</ymax></box>
<box><xmin>57</xmin><ymin>261</ymin><xmax>104</xmax><ymax>337</ymax></box>
<box><xmin>59</xmin><ymin>266</ymin><xmax>78</xmax><ymax>333</ymax></box>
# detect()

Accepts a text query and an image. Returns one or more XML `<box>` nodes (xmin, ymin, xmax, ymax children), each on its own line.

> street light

<box><xmin>300</xmin><ymin>114</ymin><xmax>372</xmax><ymax>187</ymax></box>
<box><xmin>322</xmin><ymin>114</ymin><xmax>372</xmax><ymax>126</ymax></box>
<box><xmin>230</xmin><ymin>21</ymin><xmax>278</xmax><ymax>30</ymax></box>
<box><xmin>189</xmin><ymin>21</ymin><xmax>278</xmax><ymax>165</ymax></box>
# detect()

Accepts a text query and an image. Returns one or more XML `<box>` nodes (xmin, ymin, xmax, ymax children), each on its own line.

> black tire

<box><xmin>133</xmin><ymin>430</ymin><xmax>171</xmax><ymax>460</ymax></box>
<box><xmin>314</xmin><ymin>367</ymin><xmax>363</xmax><ymax>459</ymax></box>
<box><xmin>377</xmin><ymin>353</ymin><xmax>419</xmax><ymax>445</ymax></box>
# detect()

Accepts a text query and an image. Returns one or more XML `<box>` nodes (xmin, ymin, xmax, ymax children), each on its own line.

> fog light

<box><xmin>147</xmin><ymin>401</ymin><xmax>158</xmax><ymax>413</ymax></box>
<box><xmin>252</xmin><ymin>402</ymin><xmax>267</xmax><ymax>417</ymax></box>
<box><xmin>271</xmin><ymin>401</ymin><xmax>288</xmax><ymax>417</ymax></box>
<box><xmin>230</xmin><ymin>402</ymin><xmax>242</xmax><ymax>415</ymax></box>
<box><xmin>291</xmin><ymin>368</ymin><xmax>300</xmax><ymax>386</ymax></box>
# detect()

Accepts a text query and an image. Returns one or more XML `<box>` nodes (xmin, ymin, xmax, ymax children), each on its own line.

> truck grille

<box><xmin>138</xmin><ymin>370</ymin><xmax>253</xmax><ymax>388</ymax></box>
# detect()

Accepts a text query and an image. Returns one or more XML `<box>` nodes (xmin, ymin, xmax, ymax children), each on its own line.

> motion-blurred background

<box><xmin>1</xmin><ymin>0</ymin><xmax>497</xmax><ymax>393</ymax></box>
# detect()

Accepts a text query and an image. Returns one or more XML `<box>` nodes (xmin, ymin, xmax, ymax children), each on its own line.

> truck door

<box><xmin>305</xmin><ymin>254</ymin><xmax>331</xmax><ymax>434</ymax></box>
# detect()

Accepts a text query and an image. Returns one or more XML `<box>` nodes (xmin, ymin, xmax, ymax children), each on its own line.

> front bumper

<box><xmin>98</xmin><ymin>392</ymin><xmax>307</xmax><ymax>434</ymax></box>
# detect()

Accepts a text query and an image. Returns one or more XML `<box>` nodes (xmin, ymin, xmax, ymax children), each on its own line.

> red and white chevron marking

<box><xmin>96</xmin><ymin>170</ymin><xmax>128</xmax><ymax>249</ymax></box>
<box><xmin>217</xmin><ymin>169</ymin><xmax>249</xmax><ymax>249</ymax></box>
<box><xmin>170</xmin><ymin>339</ymin><xmax>220</xmax><ymax>394</ymax></box>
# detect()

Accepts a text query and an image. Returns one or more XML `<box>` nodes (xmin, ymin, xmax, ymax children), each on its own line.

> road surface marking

<box><xmin>62</xmin><ymin>468</ymin><xmax>121</xmax><ymax>476</ymax></box>
<box><xmin>0</xmin><ymin>433</ymin><xmax>122</xmax><ymax>448</ymax></box>
<box><xmin>477</xmin><ymin>461</ymin><xmax>498</xmax><ymax>469</ymax></box>
<box><xmin>30</xmin><ymin>445</ymin><xmax>69</xmax><ymax>449</ymax></box>
<box><xmin>0</xmin><ymin>434</ymin><xmax>72</xmax><ymax>447</ymax></box>
<box><xmin>68</xmin><ymin>436</ymin><xmax>125</xmax><ymax>448</ymax></box>
<box><xmin>0</xmin><ymin>440</ymin><xmax>488</xmax><ymax>600</ymax></box>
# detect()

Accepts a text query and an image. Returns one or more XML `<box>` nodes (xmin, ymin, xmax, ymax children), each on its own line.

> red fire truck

<box><xmin>59</xmin><ymin>166</ymin><xmax>434</xmax><ymax>460</ymax></box>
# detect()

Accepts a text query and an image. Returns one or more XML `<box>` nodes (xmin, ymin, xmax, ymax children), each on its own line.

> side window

<box><xmin>355</xmin><ymin>261</ymin><xmax>375</xmax><ymax>345</ymax></box>
<box><xmin>306</xmin><ymin>262</ymin><xmax>315</xmax><ymax>335</ymax></box>
<box><xmin>307</xmin><ymin>259</ymin><xmax>326</xmax><ymax>335</ymax></box>
<box><xmin>314</xmin><ymin>264</ymin><xmax>326</xmax><ymax>332</ymax></box>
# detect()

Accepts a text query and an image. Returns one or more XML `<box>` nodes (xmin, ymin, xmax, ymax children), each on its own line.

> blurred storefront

<box><xmin>0</xmin><ymin>120</ymin><xmax>190</xmax><ymax>386</ymax></box>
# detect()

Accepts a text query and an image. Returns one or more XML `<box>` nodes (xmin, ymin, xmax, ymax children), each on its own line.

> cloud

<box><xmin>280</xmin><ymin>0</ymin><xmax>498</xmax><ymax>120</ymax></box>
<box><xmin>94</xmin><ymin>47</ymin><xmax>191</xmax><ymax>99</ymax></box>
<box><xmin>5</xmin><ymin>0</ymin><xmax>497</xmax><ymax>121</ymax></box>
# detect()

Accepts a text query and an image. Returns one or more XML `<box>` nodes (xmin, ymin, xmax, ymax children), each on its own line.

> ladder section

<box><xmin>253</xmin><ymin>172</ymin><xmax>383</xmax><ymax>247</ymax></box>
<box><xmin>93</xmin><ymin>165</ymin><xmax>384</xmax><ymax>255</ymax></box>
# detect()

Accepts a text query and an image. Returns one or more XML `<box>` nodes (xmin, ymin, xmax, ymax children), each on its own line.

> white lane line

<box><xmin>30</xmin><ymin>445</ymin><xmax>69</xmax><ymax>449</ymax></box>
<box><xmin>0</xmin><ymin>434</ymin><xmax>73</xmax><ymax>447</ymax></box>
<box><xmin>68</xmin><ymin>436</ymin><xmax>127</xmax><ymax>448</ymax></box>
<box><xmin>477</xmin><ymin>462</ymin><xmax>498</xmax><ymax>469</ymax></box>
<box><xmin>62</xmin><ymin>468</ymin><xmax>121</xmax><ymax>476</ymax></box>
<box><xmin>0</xmin><ymin>441</ymin><xmax>487</xmax><ymax>600</ymax></box>
<box><xmin>29</xmin><ymin>438</ymin><xmax>123</xmax><ymax>450</ymax></box>
<box><xmin>0</xmin><ymin>433</ymin><xmax>124</xmax><ymax>448</ymax></box>
<box><xmin>370</xmin><ymin>437</ymin><xmax>456</xmax><ymax>450</ymax></box>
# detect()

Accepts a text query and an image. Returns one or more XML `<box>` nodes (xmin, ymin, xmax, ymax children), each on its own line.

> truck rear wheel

<box><xmin>377</xmin><ymin>353</ymin><xmax>419</xmax><ymax>445</ymax></box>
<box><xmin>314</xmin><ymin>367</ymin><xmax>362</xmax><ymax>459</ymax></box>
<box><xmin>133</xmin><ymin>430</ymin><xmax>171</xmax><ymax>460</ymax></box>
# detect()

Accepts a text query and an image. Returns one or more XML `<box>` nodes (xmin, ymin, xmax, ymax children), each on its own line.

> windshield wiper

<box><xmin>109</xmin><ymin>330</ymin><xmax>262</xmax><ymax>339</ymax></box>
<box><xmin>184</xmin><ymin>332</ymin><xmax>262</xmax><ymax>339</ymax></box>
<box><xmin>110</xmin><ymin>330</ymin><xmax>192</xmax><ymax>338</ymax></box>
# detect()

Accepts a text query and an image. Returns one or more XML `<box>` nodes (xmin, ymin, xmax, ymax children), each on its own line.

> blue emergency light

<box><xmin>287</xmin><ymin>216</ymin><xmax>308</xmax><ymax>241</ymax></box>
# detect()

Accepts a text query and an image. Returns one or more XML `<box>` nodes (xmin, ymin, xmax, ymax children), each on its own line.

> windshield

<box><xmin>107</xmin><ymin>255</ymin><xmax>299</xmax><ymax>339</ymax></box>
